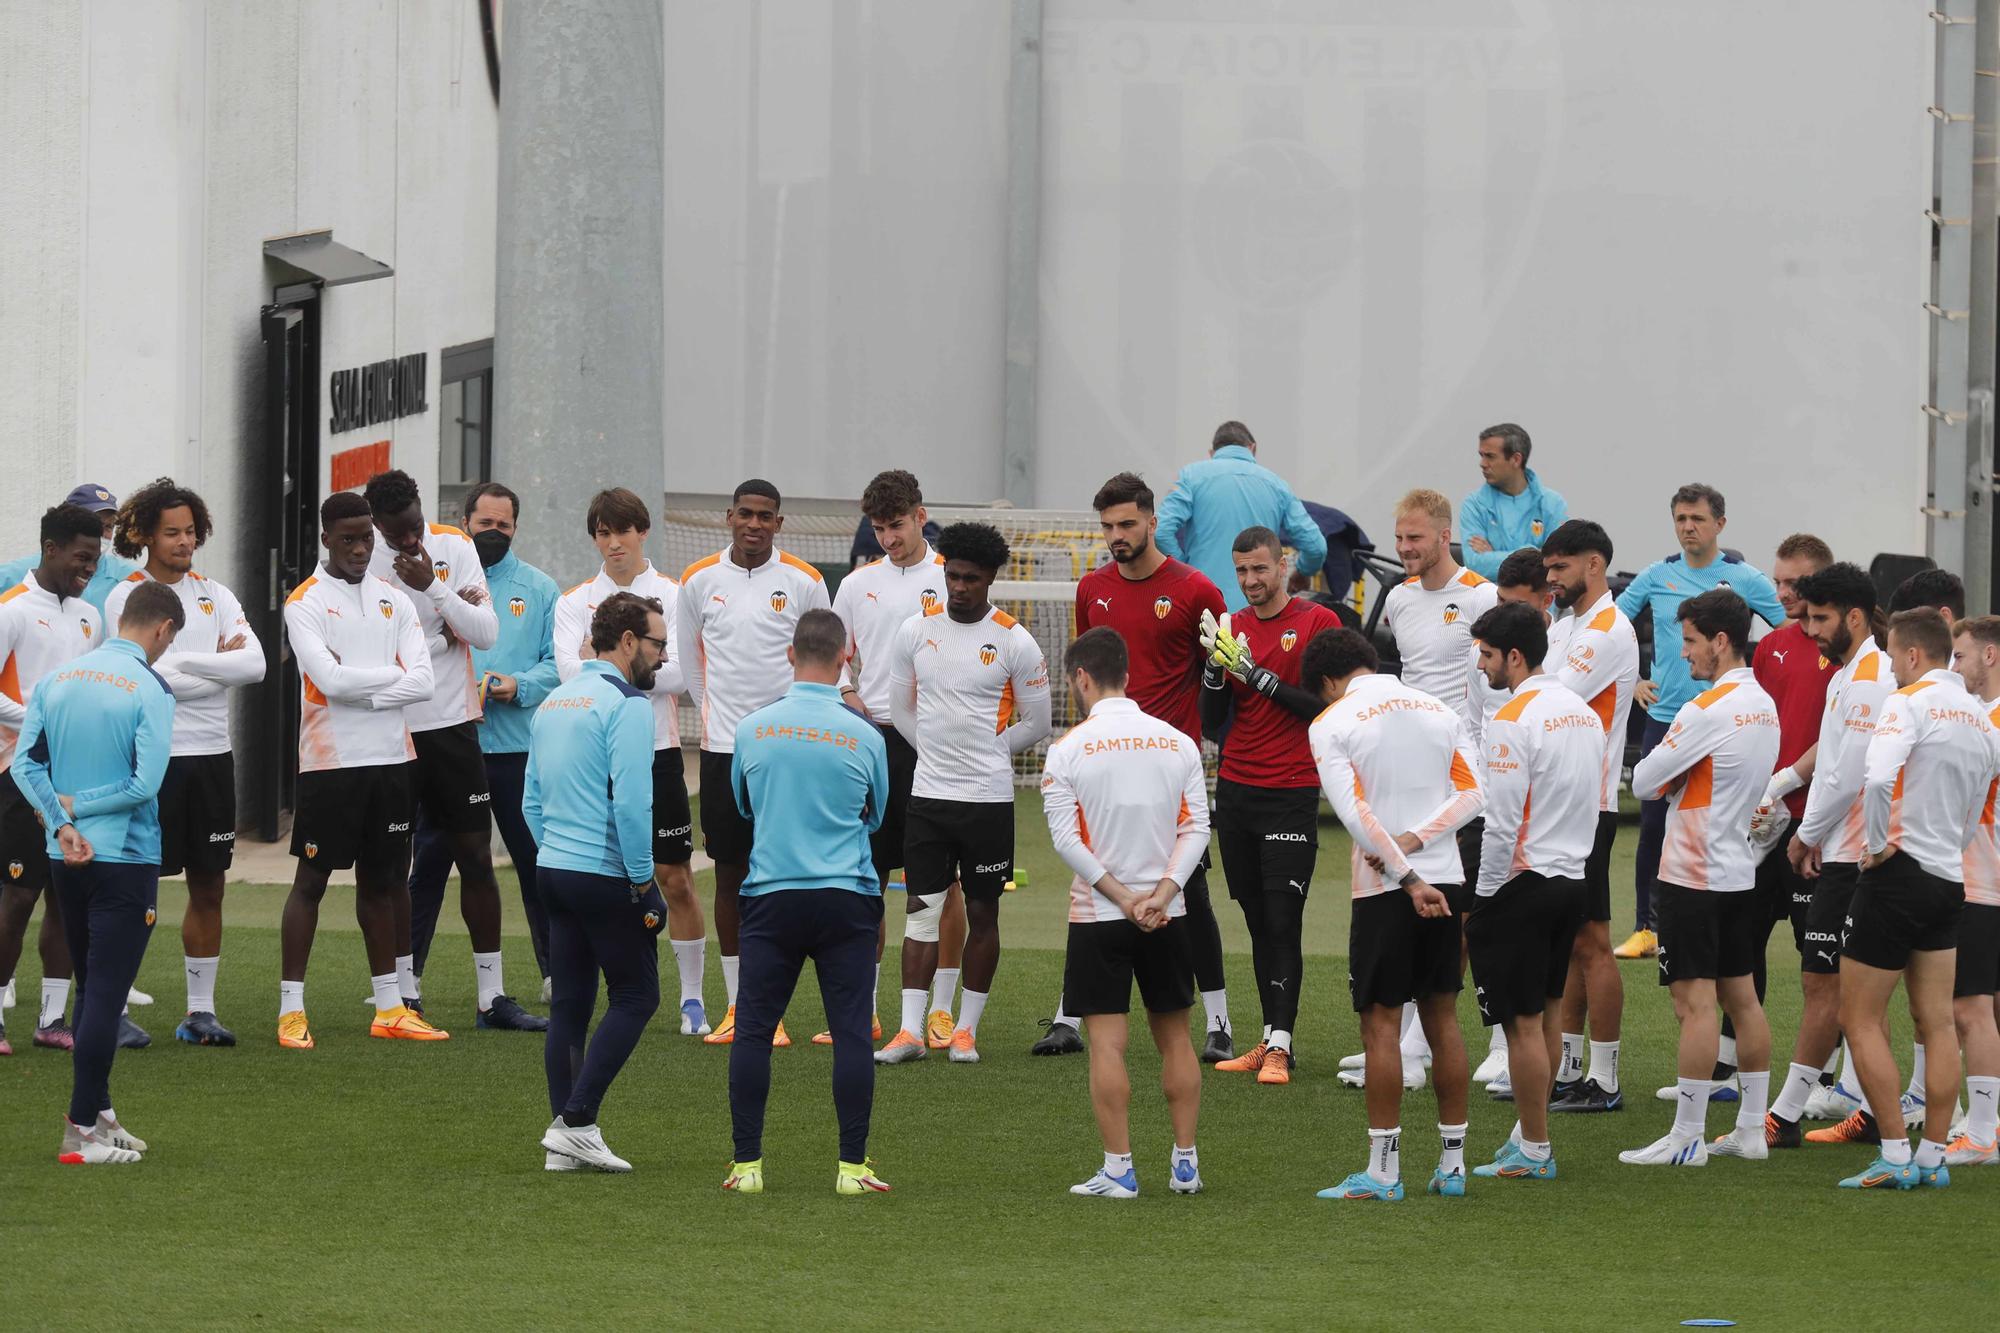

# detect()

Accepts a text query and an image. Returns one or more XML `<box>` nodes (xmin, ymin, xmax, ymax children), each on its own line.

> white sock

<box><xmin>1880</xmin><ymin>1135</ymin><xmax>1913</xmax><ymax>1166</ymax></box>
<box><xmin>184</xmin><ymin>955</ymin><xmax>219</xmax><ymax>1014</ymax></box>
<box><xmin>959</xmin><ymin>989</ymin><xmax>989</xmax><ymax>1037</ymax></box>
<box><xmin>1518</xmin><ymin>1137</ymin><xmax>1552</xmax><ymax>1162</ymax></box>
<box><xmin>371</xmin><ymin>973</ymin><xmax>402</xmax><ymax>1014</ymax></box>
<box><xmin>1367</xmin><ymin>1127</ymin><xmax>1401</xmax><ymax>1184</ymax></box>
<box><xmin>1718</xmin><ymin>1033</ymin><xmax>1738</xmax><ymax>1069</ymax></box>
<box><xmin>1050</xmin><ymin>999</ymin><xmax>1071</xmax><ymax>1028</ymax></box>
<box><xmin>1588</xmin><ymin>1039</ymin><xmax>1620</xmax><ymax>1092</ymax></box>
<box><xmin>472</xmin><ymin>951</ymin><xmax>505</xmax><ymax>1010</ymax></box>
<box><xmin>1104</xmin><ymin>1150</ymin><xmax>1133</xmax><ymax>1177</ymax></box>
<box><xmin>671</xmin><ymin>938</ymin><xmax>705</xmax><ymax>1005</ymax></box>
<box><xmin>1508</xmin><ymin>1119</ymin><xmax>1523</xmax><ymax>1146</ymax></box>
<box><xmin>1838</xmin><ymin>1039</ymin><xmax>1858</xmax><ymax>1087</ymax></box>
<box><xmin>1172</xmin><ymin>1143</ymin><xmax>1198</xmax><ymax>1164</ymax></box>
<box><xmin>1438</xmin><ymin>1122</ymin><xmax>1467</xmax><ymax>1174</ymax></box>
<box><xmin>1967</xmin><ymin>1075</ymin><xmax>2000</xmax><ymax>1141</ymax></box>
<box><xmin>1822</xmin><ymin>1046</ymin><xmax>1842</xmax><ymax>1078</ymax></box>
<box><xmin>1914</xmin><ymin>1137</ymin><xmax>1946</xmax><ymax>1169</ymax></box>
<box><xmin>1771</xmin><ymin>1061</ymin><xmax>1821</xmax><ymax>1121</ymax></box>
<box><xmin>1559</xmin><ymin>1031</ymin><xmax>1585</xmax><ymax>1083</ymax></box>
<box><xmin>900</xmin><ymin>988</ymin><xmax>927</xmax><ymax>1037</ymax></box>
<box><xmin>1261</xmin><ymin>1023</ymin><xmax>1273</xmax><ymax>1042</ymax></box>
<box><xmin>872</xmin><ymin>962</ymin><xmax>882</xmax><ymax>1012</ymax></box>
<box><xmin>1400</xmin><ymin>1015</ymin><xmax>1431</xmax><ymax>1063</ymax></box>
<box><xmin>1398</xmin><ymin>1002</ymin><xmax>1417</xmax><ymax>1040</ymax></box>
<box><xmin>1905</xmin><ymin>1043</ymin><xmax>1927</xmax><ymax>1100</ymax></box>
<box><xmin>1736</xmin><ymin>1070</ymin><xmax>1771</xmax><ymax>1130</ymax></box>
<box><xmin>280</xmin><ymin>980</ymin><xmax>305</xmax><ymax>1017</ymax></box>
<box><xmin>722</xmin><ymin>955</ymin><xmax>740</xmax><ymax>1007</ymax></box>
<box><xmin>1269</xmin><ymin>1028</ymin><xmax>1293</xmax><ymax>1053</ymax></box>
<box><xmin>395</xmin><ymin>953</ymin><xmax>419</xmax><ymax>1000</ymax></box>
<box><xmin>932</xmin><ymin>967</ymin><xmax>960</xmax><ymax>1015</ymax></box>
<box><xmin>1202</xmin><ymin>988</ymin><xmax>1230</xmax><ymax>1035</ymax></box>
<box><xmin>39</xmin><ymin>978</ymin><xmax>71</xmax><ymax>1028</ymax></box>
<box><xmin>1488</xmin><ymin>1026</ymin><xmax>1509</xmax><ymax>1057</ymax></box>
<box><xmin>1673</xmin><ymin>1078</ymin><xmax>1712</xmax><ymax>1139</ymax></box>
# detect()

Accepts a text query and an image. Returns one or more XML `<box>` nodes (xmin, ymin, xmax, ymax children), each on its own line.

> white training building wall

<box><xmin>657</xmin><ymin>1</ymin><xmax>1931</xmax><ymax>571</ymax></box>
<box><xmin>0</xmin><ymin>0</ymin><xmax>497</xmax><ymax>599</ymax></box>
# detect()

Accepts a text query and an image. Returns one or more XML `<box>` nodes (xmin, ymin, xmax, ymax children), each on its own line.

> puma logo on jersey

<box><xmin>1094</xmin><ymin>597</ymin><xmax>1113</xmax><ymax>611</ymax></box>
<box><xmin>924</xmin><ymin>639</ymin><xmax>942</xmax><ymax>653</ymax></box>
<box><xmin>1772</xmin><ymin>649</ymin><xmax>1788</xmax><ymax>664</ymax></box>
<box><xmin>711</xmin><ymin>595</ymin><xmax>727</xmax><ymax>606</ymax></box>
<box><xmin>866</xmin><ymin>591</ymin><xmax>880</xmax><ymax>602</ymax></box>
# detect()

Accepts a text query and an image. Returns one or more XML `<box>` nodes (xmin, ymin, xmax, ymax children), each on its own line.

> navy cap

<box><xmin>63</xmin><ymin>484</ymin><xmax>118</xmax><ymax>513</ymax></box>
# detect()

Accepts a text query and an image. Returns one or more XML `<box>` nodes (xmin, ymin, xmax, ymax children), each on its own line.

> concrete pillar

<box><xmin>494</xmin><ymin>1</ymin><xmax>664</xmax><ymax>587</ymax></box>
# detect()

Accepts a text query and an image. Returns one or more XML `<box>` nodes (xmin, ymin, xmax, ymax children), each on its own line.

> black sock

<box><xmin>561</xmin><ymin>1110</ymin><xmax>593</xmax><ymax>1129</ymax></box>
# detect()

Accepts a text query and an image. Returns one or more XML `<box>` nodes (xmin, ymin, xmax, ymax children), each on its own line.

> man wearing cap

<box><xmin>0</xmin><ymin>485</ymin><xmax>141</xmax><ymax>621</ymax></box>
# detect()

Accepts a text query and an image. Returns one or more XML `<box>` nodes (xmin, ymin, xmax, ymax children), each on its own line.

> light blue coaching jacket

<box><xmin>1154</xmin><ymin>444</ymin><xmax>1328</xmax><ymax>612</ymax></box>
<box><xmin>1457</xmin><ymin>469</ymin><xmax>1569</xmax><ymax>580</ymax></box>
<box><xmin>12</xmin><ymin>636</ymin><xmax>174</xmax><ymax>865</ymax></box>
<box><xmin>523</xmin><ymin>661</ymin><xmax>655</xmax><ymax>885</ymax></box>
<box><xmin>731</xmin><ymin>682</ymin><xmax>888</xmax><ymax>898</ymax></box>
<box><xmin>473</xmin><ymin>549</ymin><xmax>561</xmax><ymax>756</ymax></box>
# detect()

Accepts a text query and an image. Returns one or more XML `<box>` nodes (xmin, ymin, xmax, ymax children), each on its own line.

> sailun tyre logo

<box><xmin>770</xmin><ymin>590</ymin><xmax>789</xmax><ymax>613</ymax></box>
<box><xmin>509</xmin><ymin>597</ymin><xmax>526</xmax><ymax>617</ymax></box>
<box><xmin>377</xmin><ymin>599</ymin><xmax>394</xmax><ymax>619</ymax></box>
<box><xmin>979</xmin><ymin>643</ymin><xmax>998</xmax><ymax>666</ymax></box>
<box><xmin>1154</xmin><ymin>596</ymin><xmax>1173</xmax><ymax>619</ymax></box>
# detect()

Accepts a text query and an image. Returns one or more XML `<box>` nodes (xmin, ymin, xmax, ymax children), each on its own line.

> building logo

<box><xmin>1280</xmin><ymin>629</ymin><xmax>1298</xmax><ymax>652</ymax></box>
<box><xmin>378</xmin><ymin>598</ymin><xmax>394</xmax><ymax>619</ymax></box>
<box><xmin>979</xmin><ymin>643</ymin><xmax>999</xmax><ymax>666</ymax></box>
<box><xmin>197</xmin><ymin>596</ymin><xmax>215</xmax><ymax>616</ymax></box>
<box><xmin>1154</xmin><ymin>595</ymin><xmax>1173</xmax><ymax>619</ymax></box>
<box><xmin>508</xmin><ymin>596</ymin><xmax>526</xmax><ymax>617</ymax></box>
<box><xmin>770</xmin><ymin>590</ymin><xmax>788</xmax><ymax>613</ymax></box>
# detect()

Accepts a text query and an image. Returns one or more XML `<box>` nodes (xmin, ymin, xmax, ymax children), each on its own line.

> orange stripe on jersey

<box><xmin>0</xmin><ymin>585</ymin><xmax>28</xmax><ymax>603</ymax></box>
<box><xmin>1852</xmin><ymin>653</ymin><xmax>1882</xmax><ymax>682</ymax></box>
<box><xmin>1494</xmin><ymin>689</ymin><xmax>1540</xmax><ymax>724</ymax></box>
<box><xmin>0</xmin><ymin>654</ymin><xmax>18</xmax><ymax>705</ymax></box>
<box><xmin>1894</xmin><ymin>680</ymin><xmax>1937</xmax><ymax>698</ymax></box>
<box><xmin>1076</xmin><ymin>803</ymin><xmax>1092</xmax><ymax>848</ymax></box>
<box><xmin>1176</xmin><ymin>796</ymin><xmax>1191</xmax><ymax>826</ymax></box>
<box><xmin>1982</xmin><ymin>778</ymin><xmax>1998</xmax><ymax>828</ymax></box>
<box><xmin>1679</xmin><ymin>756</ymin><xmax>1714</xmax><ymax>810</ymax></box>
<box><xmin>1449</xmin><ymin>752</ymin><xmax>1478</xmax><ymax>792</ymax></box>
<box><xmin>681</xmin><ymin>552</ymin><xmax>724</xmax><ymax>583</ymax></box>
<box><xmin>1588</xmin><ymin>608</ymin><xmax>1617</xmax><ymax>633</ymax></box>
<box><xmin>990</xmin><ymin>608</ymin><xmax>1019</xmax><ymax>631</ymax></box>
<box><xmin>1456</xmin><ymin>569</ymin><xmax>1489</xmax><ymax>587</ymax></box>
<box><xmin>995</xmin><ymin>680</ymin><xmax>1015</xmax><ymax>735</ymax></box>
<box><xmin>428</xmin><ymin>523</ymin><xmax>469</xmax><ymax>539</ymax></box>
<box><xmin>1584</xmin><ymin>686</ymin><xmax>1615</xmax><ymax>733</ymax></box>
<box><xmin>285</xmin><ymin>575</ymin><xmax>319</xmax><ymax>605</ymax></box>
<box><xmin>564</xmin><ymin>579</ymin><xmax>593</xmax><ymax>596</ymax></box>
<box><xmin>1691</xmin><ymin>681</ymin><xmax>1739</xmax><ymax>710</ymax></box>
<box><xmin>303</xmin><ymin>674</ymin><xmax>327</xmax><ymax>706</ymax></box>
<box><xmin>776</xmin><ymin>550</ymin><xmax>824</xmax><ymax>581</ymax></box>
<box><xmin>123</xmin><ymin>571</ymin><xmax>145</xmax><ymax>584</ymax></box>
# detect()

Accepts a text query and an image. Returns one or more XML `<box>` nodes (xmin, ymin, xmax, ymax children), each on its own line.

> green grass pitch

<box><xmin>3</xmin><ymin>793</ymin><xmax>1991</xmax><ymax>1330</ymax></box>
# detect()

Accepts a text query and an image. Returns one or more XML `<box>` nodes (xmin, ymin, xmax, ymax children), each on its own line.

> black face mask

<box><xmin>473</xmin><ymin>530</ymin><xmax>512</xmax><ymax>569</ymax></box>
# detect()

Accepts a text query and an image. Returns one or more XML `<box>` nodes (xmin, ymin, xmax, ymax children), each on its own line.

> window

<box><xmin>438</xmin><ymin>338</ymin><xmax>494</xmax><ymax>516</ymax></box>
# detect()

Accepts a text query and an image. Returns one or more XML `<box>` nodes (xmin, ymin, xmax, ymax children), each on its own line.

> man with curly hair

<box><xmin>882</xmin><ymin>522</ymin><xmax>1051</xmax><ymax>1064</ymax></box>
<box><xmin>104</xmin><ymin>480</ymin><xmax>266</xmax><ymax>1047</ymax></box>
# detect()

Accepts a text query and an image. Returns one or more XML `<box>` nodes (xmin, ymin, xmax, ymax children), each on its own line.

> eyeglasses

<box><xmin>640</xmin><ymin>635</ymin><xmax>669</xmax><ymax>652</ymax></box>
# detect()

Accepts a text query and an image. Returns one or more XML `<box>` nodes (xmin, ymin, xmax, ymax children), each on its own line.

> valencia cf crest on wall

<box><xmin>378</xmin><ymin>599</ymin><xmax>394</xmax><ymax>619</ymax></box>
<box><xmin>508</xmin><ymin>597</ymin><xmax>526</xmax><ymax>617</ymax></box>
<box><xmin>979</xmin><ymin>643</ymin><xmax>998</xmax><ymax>666</ymax></box>
<box><xmin>1153</xmin><ymin>595</ymin><xmax>1173</xmax><ymax>619</ymax></box>
<box><xmin>1280</xmin><ymin>630</ymin><xmax>1298</xmax><ymax>652</ymax></box>
<box><xmin>770</xmin><ymin>590</ymin><xmax>788</xmax><ymax>613</ymax></box>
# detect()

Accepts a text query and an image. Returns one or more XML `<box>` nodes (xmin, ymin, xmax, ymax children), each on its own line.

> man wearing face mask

<box><xmin>408</xmin><ymin>482</ymin><xmax>560</xmax><ymax>1005</ymax></box>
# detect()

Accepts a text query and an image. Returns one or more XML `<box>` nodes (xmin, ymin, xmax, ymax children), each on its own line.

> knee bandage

<box><xmin>904</xmin><ymin>897</ymin><xmax>944</xmax><ymax>942</ymax></box>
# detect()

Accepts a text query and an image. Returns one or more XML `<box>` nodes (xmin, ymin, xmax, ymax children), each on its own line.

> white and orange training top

<box><xmin>677</xmin><ymin>547</ymin><xmax>830</xmax><ymax>754</ymax></box>
<box><xmin>1961</xmin><ymin>695</ymin><xmax>2000</xmax><ymax>906</ymax></box>
<box><xmin>889</xmin><ymin>603</ymin><xmax>1052</xmax><ymax>804</ymax></box>
<box><xmin>1629</xmin><ymin>666</ymin><xmax>1781</xmax><ymax>892</ymax></box>
<box><xmin>1040</xmin><ymin>696</ymin><xmax>1209</xmax><ymax>924</ymax></box>
<box><xmin>1863</xmin><ymin>668</ymin><xmax>2000</xmax><ymax>883</ymax></box>
<box><xmin>554</xmin><ymin>562</ymin><xmax>684</xmax><ymax>750</ymax></box>
<box><xmin>283</xmin><ymin>570</ymin><xmax>434</xmax><ymax>772</ymax></box>
<box><xmin>1310</xmin><ymin>672</ymin><xmax>1485</xmax><ymax>898</ymax></box>
<box><xmin>1552</xmin><ymin>589</ymin><xmax>1639</xmax><ymax>813</ymax></box>
<box><xmin>1796</xmin><ymin>636</ymin><xmax>1894</xmax><ymax>865</ymax></box>
<box><xmin>105</xmin><ymin>569</ymin><xmax>265</xmax><ymax>757</ymax></box>
<box><xmin>833</xmin><ymin>542</ymin><xmax>945</xmax><ymax>722</ymax></box>
<box><xmin>0</xmin><ymin>577</ymin><xmax>99</xmax><ymax>772</ymax></box>
<box><xmin>1382</xmin><ymin>566</ymin><xmax>1497</xmax><ymax>723</ymax></box>
<box><xmin>1477</xmin><ymin>672</ymin><xmax>1603</xmax><ymax>897</ymax></box>
<box><xmin>367</xmin><ymin>524</ymin><xmax>496</xmax><ymax>733</ymax></box>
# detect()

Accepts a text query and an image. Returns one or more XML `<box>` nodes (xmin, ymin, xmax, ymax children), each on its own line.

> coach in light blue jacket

<box><xmin>1458</xmin><ymin>423</ymin><xmax>1569</xmax><ymax>581</ymax></box>
<box><xmin>523</xmin><ymin>591</ymin><xmax>667</xmax><ymax>1173</ymax></box>
<box><xmin>12</xmin><ymin>581</ymin><xmax>181</xmax><ymax>1155</ymax></box>
<box><xmin>1155</xmin><ymin>421</ymin><xmax>1327</xmax><ymax>612</ymax></box>
<box><xmin>725</xmin><ymin>609</ymin><xmax>890</xmax><ymax>1194</ymax></box>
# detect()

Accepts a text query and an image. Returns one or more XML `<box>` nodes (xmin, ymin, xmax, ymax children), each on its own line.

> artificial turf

<box><xmin>2</xmin><ymin>793</ymin><xmax>1989</xmax><ymax>1330</ymax></box>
